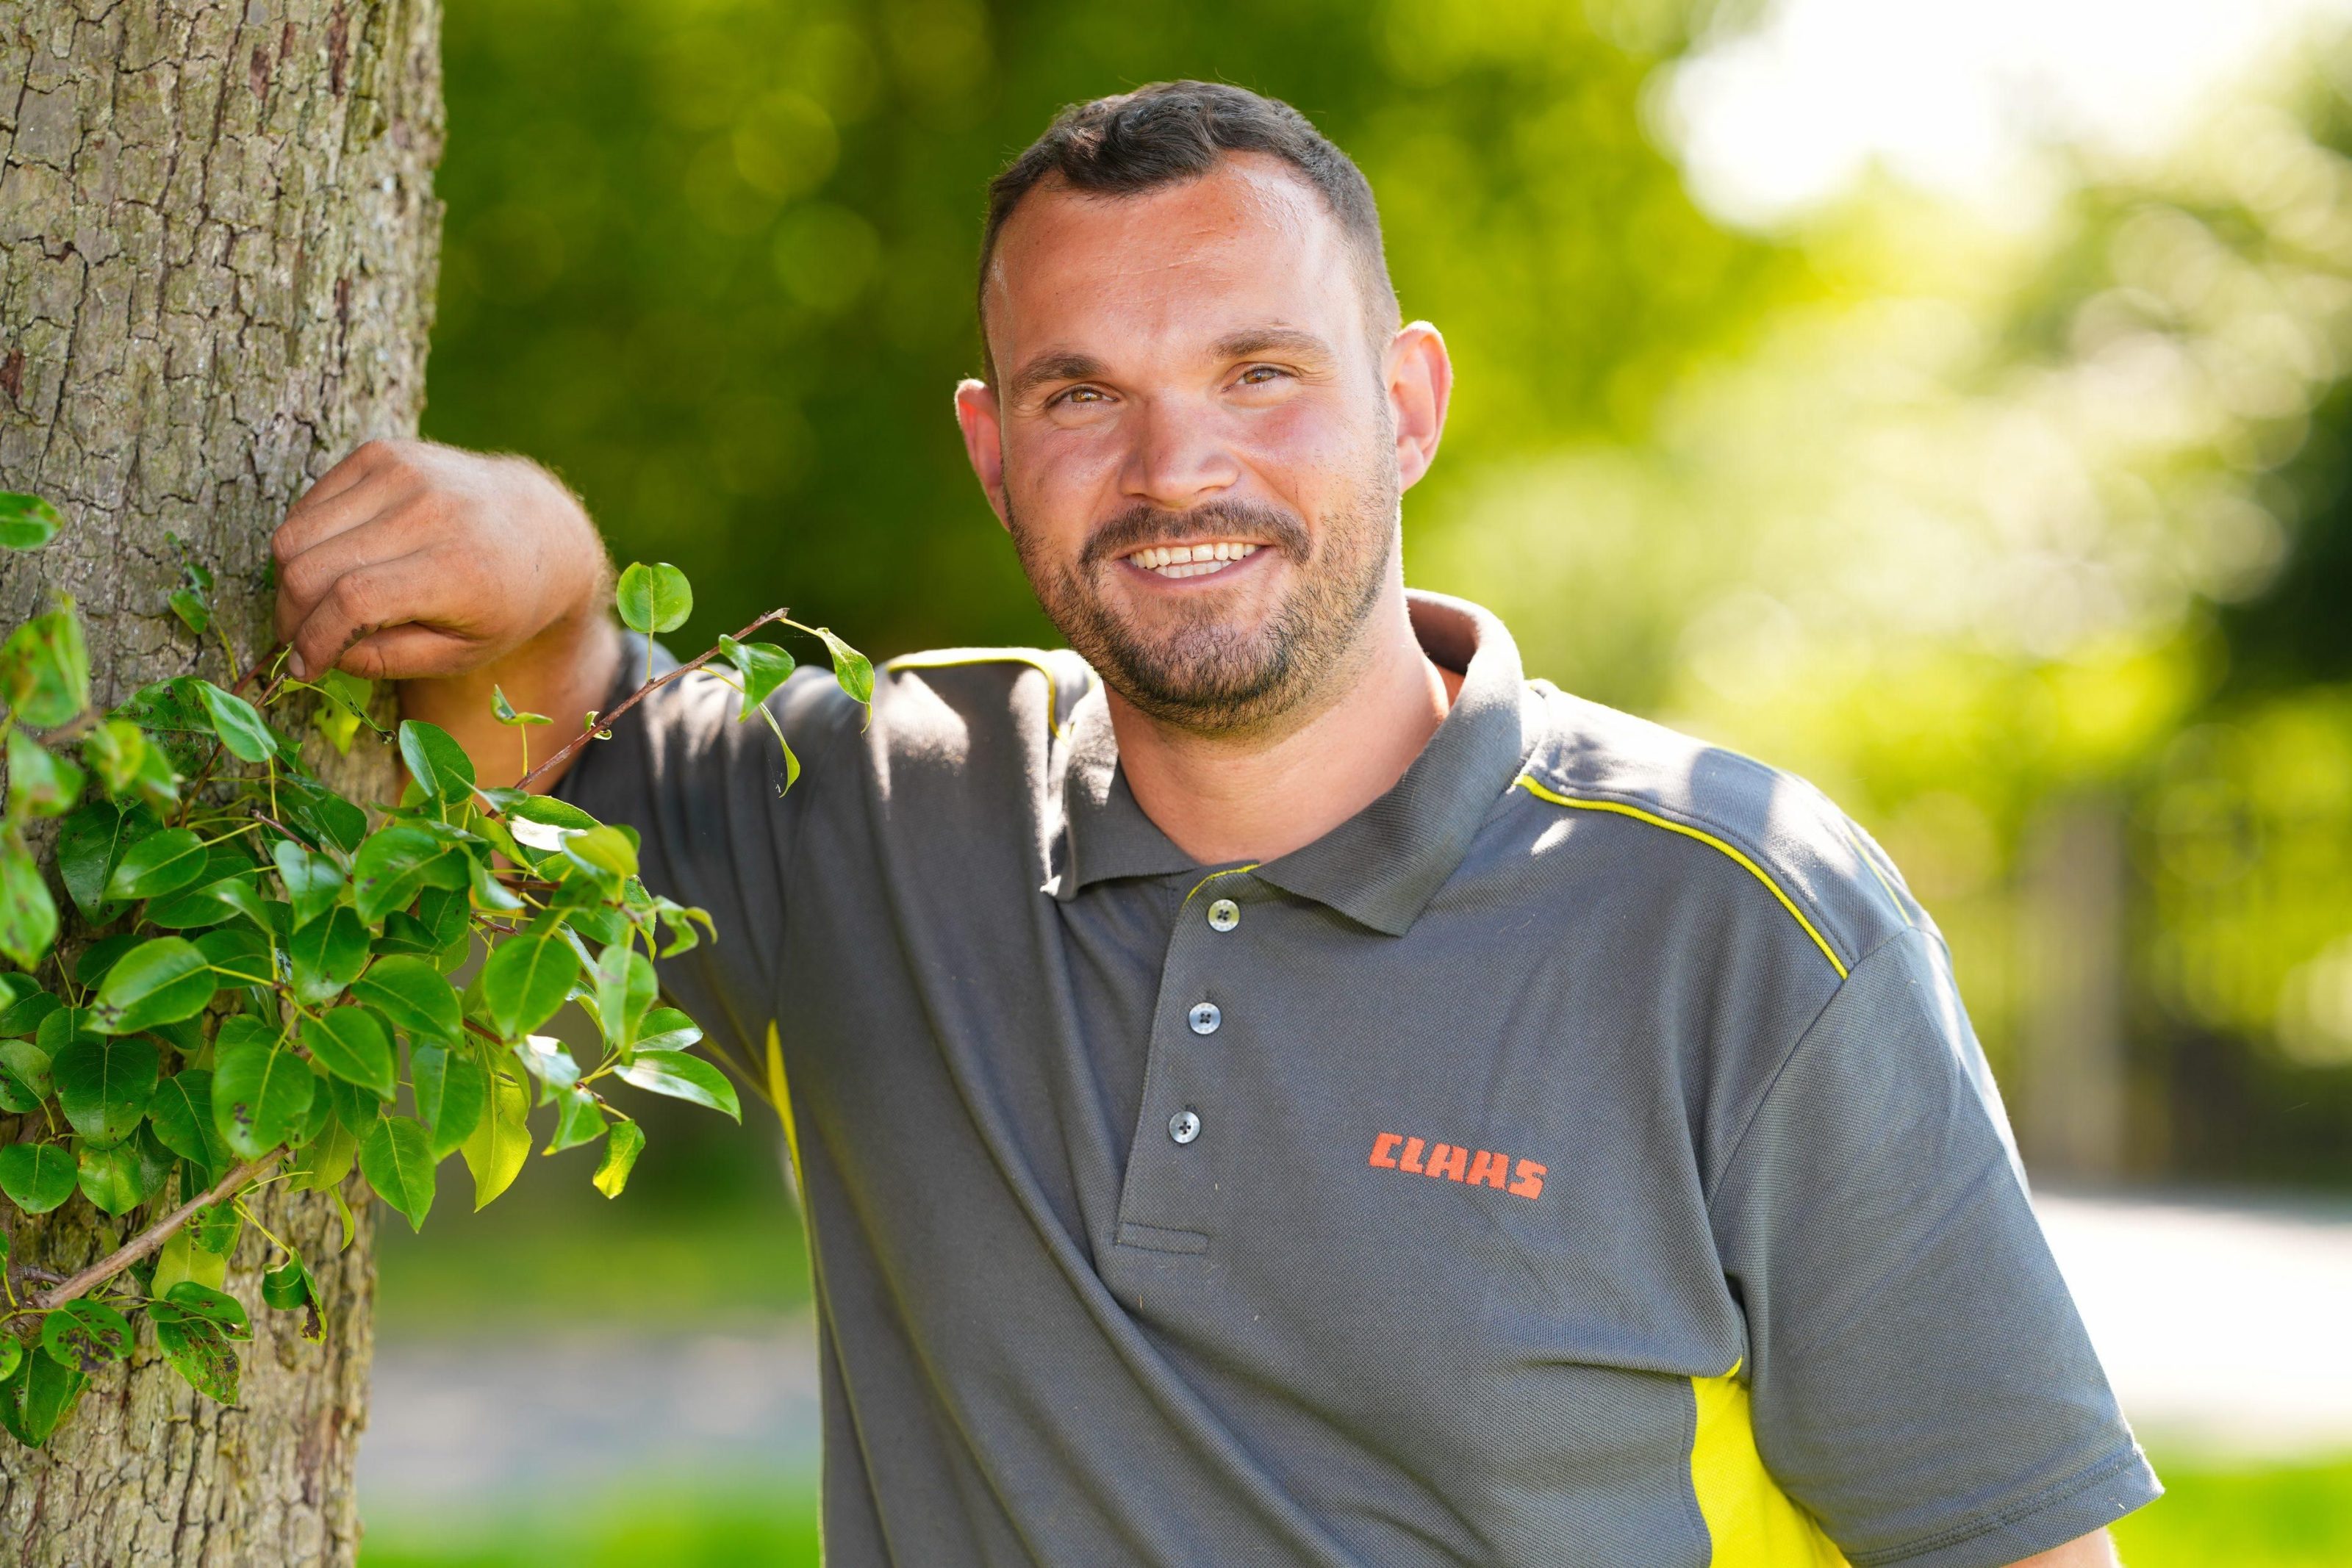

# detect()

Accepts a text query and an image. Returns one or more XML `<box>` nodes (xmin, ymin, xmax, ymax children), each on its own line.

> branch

<box><xmin>29</xmin><ymin>1151</ymin><xmax>284</xmax><ymax>1312</ymax></box>
<box><xmin>512</xmin><ymin>608</ymin><xmax>789</xmax><ymax>794</ymax></box>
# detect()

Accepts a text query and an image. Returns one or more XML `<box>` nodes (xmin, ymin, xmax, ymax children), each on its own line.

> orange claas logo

<box><xmin>1368</xmin><ymin>1132</ymin><xmax>1546</xmax><ymax>1200</ymax></box>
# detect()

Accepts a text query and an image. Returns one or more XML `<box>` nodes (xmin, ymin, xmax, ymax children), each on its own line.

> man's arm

<box><xmin>271</xmin><ymin>438</ymin><xmax>622</xmax><ymax>789</ymax></box>
<box><xmin>2013</xmin><ymin>1530</ymin><xmax>2120</xmax><ymax>1567</ymax></box>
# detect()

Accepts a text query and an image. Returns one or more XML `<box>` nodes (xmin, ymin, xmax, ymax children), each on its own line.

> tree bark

<box><xmin>0</xmin><ymin>1</ymin><xmax>440</xmax><ymax>1561</ymax></box>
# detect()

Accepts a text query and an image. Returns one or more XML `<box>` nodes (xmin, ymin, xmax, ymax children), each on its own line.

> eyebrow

<box><xmin>1212</xmin><ymin>326</ymin><xmax>1336</xmax><ymax>362</ymax></box>
<box><xmin>1005</xmin><ymin>350</ymin><xmax>1108</xmax><ymax>404</ymax></box>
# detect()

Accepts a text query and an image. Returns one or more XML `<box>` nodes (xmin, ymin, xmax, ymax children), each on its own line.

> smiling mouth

<box><xmin>1119</xmin><ymin>541</ymin><xmax>1266</xmax><ymax>580</ymax></box>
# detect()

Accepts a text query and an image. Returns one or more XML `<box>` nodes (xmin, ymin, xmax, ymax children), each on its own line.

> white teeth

<box><xmin>1127</xmin><ymin>542</ymin><xmax>1261</xmax><ymax>578</ymax></box>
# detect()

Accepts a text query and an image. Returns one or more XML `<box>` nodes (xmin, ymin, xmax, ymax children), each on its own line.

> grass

<box><xmin>357</xmin><ymin>1450</ymin><xmax>2352</xmax><ymax>1566</ymax></box>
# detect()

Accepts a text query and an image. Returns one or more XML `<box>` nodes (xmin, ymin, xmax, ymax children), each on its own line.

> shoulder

<box><xmin>868</xmin><ymin>646</ymin><xmax>1097</xmax><ymax>757</ymax></box>
<box><xmin>1510</xmin><ymin>680</ymin><xmax>1922</xmax><ymax>981</ymax></box>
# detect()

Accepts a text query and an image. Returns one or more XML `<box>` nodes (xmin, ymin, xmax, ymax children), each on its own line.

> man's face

<box><xmin>957</xmin><ymin>156</ymin><xmax>1441</xmax><ymax>733</ymax></box>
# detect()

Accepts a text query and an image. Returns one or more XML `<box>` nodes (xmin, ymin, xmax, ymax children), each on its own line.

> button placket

<box><xmin>1111</xmin><ymin>871</ymin><xmax>1262</xmax><ymax>1251</ymax></box>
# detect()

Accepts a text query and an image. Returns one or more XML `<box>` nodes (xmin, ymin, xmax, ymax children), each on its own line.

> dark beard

<box><xmin>1008</xmin><ymin>477</ymin><xmax>1397</xmax><ymax>734</ymax></box>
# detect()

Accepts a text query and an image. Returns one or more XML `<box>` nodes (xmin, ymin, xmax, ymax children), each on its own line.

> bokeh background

<box><xmin>361</xmin><ymin>0</ymin><xmax>2352</xmax><ymax>1561</ymax></box>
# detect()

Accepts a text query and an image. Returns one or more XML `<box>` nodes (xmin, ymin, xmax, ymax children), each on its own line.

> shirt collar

<box><xmin>1050</xmin><ymin>590</ymin><xmax>1530</xmax><ymax>935</ymax></box>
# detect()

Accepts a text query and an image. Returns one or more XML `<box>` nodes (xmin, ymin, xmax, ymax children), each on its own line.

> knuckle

<box><xmin>329</xmin><ymin>572</ymin><xmax>377</xmax><ymax>626</ymax></box>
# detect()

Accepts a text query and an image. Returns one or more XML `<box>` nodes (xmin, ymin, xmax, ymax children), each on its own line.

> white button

<box><xmin>1207</xmin><ymin>898</ymin><xmax>1240</xmax><ymax>932</ymax></box>
<box><xmin>1169</xmin><ymin>1109</ymin><xmax>1201</xmax><ymax>1144</ymax></box>
<box><xmin>1188</xmin><ymin>1001</ymin><xmax>1221</xmax><ymax>1035</ymax></box>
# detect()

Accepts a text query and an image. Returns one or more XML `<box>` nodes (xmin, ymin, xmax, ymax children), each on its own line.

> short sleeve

<box><xmin>556</xmin><ymin>631</ymin><xmax>861</xmax><ymax>1059</ymax></box>
<box><xmin>1708</xmin><ymin>927</ymin><xmax>2161</xmax><ymax>1567</ymax></box>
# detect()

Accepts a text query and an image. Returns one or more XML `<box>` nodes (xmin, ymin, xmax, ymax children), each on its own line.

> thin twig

<box><xmin>512</xmin><ymin>608</ymin><xmax>789</xmax><ymax>794</ymax></box>
<box><xmin>29</xmin><ymin>1151</ymin><xmax>284</xmax><ymax>1312</ymax></box>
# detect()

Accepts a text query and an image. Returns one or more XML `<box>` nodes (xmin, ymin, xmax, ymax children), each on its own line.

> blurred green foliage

<box><xmin>425</xmin><ymin>0</ymin><xmax>2352</xmax><ymax>1190</ymax></box>
<box><xmin>425</xmin><ymin>0</ymin><xmax>1786</xmax><ymax>659</ymax></box>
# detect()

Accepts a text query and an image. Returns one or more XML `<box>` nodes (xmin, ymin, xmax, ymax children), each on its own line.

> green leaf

<box><xmin>617</xmin><ymin>1049</ymin><xmax>740</xmax><ymax>1121</ymax></box>
<box><xmin>0</xmin><ymin>608</ymin><xmax>90</xmax><ymax>728</ymax></box>
<box><xmin>0</xmin><ymin>1345</ymin><xmax>86</xmax><ymax>1447</ymax></box>
<box><xmin>287</xmin><ymin>1112</ymin><xmax>359</xmax><ymax>1194</ymax></box>
<box><xmin>151</xmin><ymin>1306</ymin><xmax>240</xmax><ymax>1405</ymax></box>
<box><xmin>561</xmin><ymin>824</ymin><xmax>639</xmax><ymax>880</ymax></box>
<box><xmin>512</xmin><ymin>1034</ymin><xmax>580</xmax><ymax>1099</ymax></box>
<box><xmin>815</xmin><ymin>626</ymin><xmax>873</xmax><ymax>704</ymax></box>
<box><xmin>460</xmin><ymin>1066</ymin><xmax>532</xmax><ymax>1209</ymax></box>
<box><xmin>349</xmin><ymin>955</ymin><xmax>462</xmax><ymax>1043</ymax></box>
<box><xmin>635</xmin><ymin>1007</ymin><xmax>703</xmax><ymax>1053</ymax></box>
<box><xmin>6</xmin><ymin>730</ymin><xmax>82</xmax><ymax>819</ymax></box>
<box><xmin>545</xmin><ymin>1085</ymin><xmax>608</xmax><ymax>1153</ymax></box>
<box><xmin>56</xmin><ymin>802</ymin><xmax>134</xmax><ymax>920</ymax></box>
<box><xmin>153</xmin><ymin>1223</ymin><xmax>230</xmax><ymax>1297</ymax></box>
<box><xmin>466</xmin><ymin>854</ymin><xmax>525</xmax><ymax>913</ymax></box>
<box><xmin>491</xmin><ymin>685</ymin><xmax>551</xmax><ymax>727</ymax></box>
<box><xmin>481</xmin><ymin>931</ymin><xmax>580</xmax><ymax>1040</ymax></box>
<box><xmin>0</xmin><ymin>1333</ymin><xmax>18</xmax><ymax>1387</ymax></box>
<box><xmin>104</xmin><ymin>827</ymin><xmax>209</xmax><ymax>901</ymax></box>
<box><xmin>0</xmin><ymin>835</ymin><xmax>59</xmax><ymax>971</ymax></box>
<box><xmin>276</xmin><ymin>771</ymin><xmax>368</xmax><ymax>855</ymax></box>
<box><xmin>79</xmin><ymin>719</ymin><xmax>147</xmax><ymax>798</ymax></box>
<box><xmin>592</xmin><ymin>1118</ymin><xmax>645</xmax><ymax>1198</ymax></box>
<box><xmin>261</xmin><ymin>1260</ymin><xmax>312</xmax><ymax>1311</ymax></box>
<box><xmin>614</xmin><ymin>561</ymin><xmax>693</xmax><ymax>635</ymax></box>
<box><xmin>74</xmin><ymin>1137</ymin><xmax>150</xmax><ymax>1215</ymax></box>
<box><xmin>168</xmin><ymin>585</ymin><xmax>212</xmax><ymax>636</ymax></box>
<box><xmin>300</xmin><ymin>1007</ymin><xmax>395</xmax><ymax>1097</ymax></box>
<box><xmin>196</xmin><ymin>923</ymin><xmax>276</xmax><ymax>988</ymax></box>
<box><xmin>211</xmin><ymin>1022</ymin><xmax>316</xmax><ymax>1158</ymax></box>
<box><xmin>412</xmin><ymin>1045</ymin><xmax>487</xmax><ymax>1159</ymax></box>
<box><xmin>593</xmin><ymin>943</ymin><xmax>656</xmax><ymax>1051</ymax></box>
<box><xmin>398</xmin><ymin>719</ymin><xmax>477</xmax><ymax>801</ymax></box>
<box><xmin>194</xmin><ymin>680</ymin><xmax>276</xmax><ymax>763</ymax></box>
<box><xmin>0</xmin><ymin>492</ymin><xmax>62</xmax><ymax>550</ymax></box>
<box><xmin>289</xmin><ymin>905</ymin><xmax>369</xmax><ymax>1005</ymax></box>
<box><xmin>271</xmin><ymin>839</ymin><xmax>345</xmax><ymax>930</ymax></box>
<box><xmin>325</xmin><ymin>1070</ymin><xmax>383</xmax><ymax>1132</ymax></box>
<box><xmin>149</xmin><ymin>1069</ymin><xmax>229</xmax><ymax>1181</ymax></box>
<box><xmin>0</xmin><ymin>1039</ymin><xmax>51</xmax><ymax>1113</ymax></box>
<box><xmin>88</xmin><ymin>937</ymin><xmax>216</xmax><ymax>1035</ymax></box>
<box><xmin>40</xmin><ymin>1300</ymin><xmax>132</xmax><ymax>1372</ymax></box>
<box><xmin>717</xmin><ymin>635</ymin><xmax>797</xmax><ymax>710</ymax></box>
<box><xmin>361</xmin><ymin>1115</ymin><xmax>436</xmax><ymax>1231</ymax></box>
<box><xmin>350</xmin><ymin>824</ymin><xmax>445</xmax><ymax>924</ymax></box>
<box><xmin>0</xmin><ymin>988</ymin><xmax>58</xmax><ymax>1038</ymax></box>
<box><xmin>0</xmin><ymin>1143</ymin><xmax>76</xmax><ymax>1212</ymax></box>
<box><xmin>163</xmin><ymin>1281</ymin><xmax>252</xmax><ymax>1340</ymax></box>
<box><xmin>51</xmin><ymin>1035</ymin><xmax>159</xmax><ymax>1142</ymax></box>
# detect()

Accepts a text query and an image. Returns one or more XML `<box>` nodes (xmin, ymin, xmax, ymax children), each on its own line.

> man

<box><xmin>273</xmin><ymin>83</ymin><xmax>2156</xmax><ymax>1567</ymax></box>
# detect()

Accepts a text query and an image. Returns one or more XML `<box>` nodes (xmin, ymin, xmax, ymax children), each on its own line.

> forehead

<box><xmin>982</xmin><ymin>154</ymin><xmax>1363</xmax><ymax>372</ymax></box>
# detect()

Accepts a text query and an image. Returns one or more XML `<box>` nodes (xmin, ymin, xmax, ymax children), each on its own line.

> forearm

<box><xmin>398</xmin><ymin>605</ymin><xmax>623</xmax><ymax>791</ymax></box>
<box><xmin>2010</xmin><ymin>1528</ymin><xmax>2119</xmax><ymax>1567</ymax></box>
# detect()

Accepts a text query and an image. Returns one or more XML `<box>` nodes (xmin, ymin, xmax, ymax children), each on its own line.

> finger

<box><xmin>285</xmin><ymin>440</ymin><xmax>393</xmax><ymax>528</ymax></box>
<box><xmin>284</xmin><ymin>550</ymin><xmax>459</xmax><ymax>680</ymax></box>
<box><xmin>275</xmin><ymin>515</ymin><xmax>435</xmax><ymax>643</ymax></box>
<box><xmin>333</xmin><ymin>623</ymin><xmax>491</xmax><ymax>683</ymax></box>
<box><xmin>274</xmin><ymin>447</ymin><xmax>414</xmax><ymax>564</ymax></box>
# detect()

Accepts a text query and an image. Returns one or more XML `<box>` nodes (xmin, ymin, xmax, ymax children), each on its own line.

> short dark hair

<box><xmin>977</xmin><ymin>81</ymin><xmax>1400</xmax><ymax>381</ymax></box>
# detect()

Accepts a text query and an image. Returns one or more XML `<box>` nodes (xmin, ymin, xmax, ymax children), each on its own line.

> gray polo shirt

<box><xmin>561</xmin><ymin>590</ymin><xmax>2157</xmax><ymax>1568</ymax></box>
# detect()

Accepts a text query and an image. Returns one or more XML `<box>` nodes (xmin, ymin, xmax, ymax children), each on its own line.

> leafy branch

<box><xmin>0</xmin><ymin>497</ymin><xmax>864</xmax><ymax>1445</ymax></box>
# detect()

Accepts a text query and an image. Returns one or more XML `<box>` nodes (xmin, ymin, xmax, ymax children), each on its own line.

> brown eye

<box><xmin>1238</xmin><ymin>365</ymin><xmax>1285</xmax><ymax>385</ymax></box>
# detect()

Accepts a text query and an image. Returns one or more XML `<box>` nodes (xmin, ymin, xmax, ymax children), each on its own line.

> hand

<box><xmin>272</xmin><ymin>439</ymin><xmax>609</xmax><ymax>682</ymax></box>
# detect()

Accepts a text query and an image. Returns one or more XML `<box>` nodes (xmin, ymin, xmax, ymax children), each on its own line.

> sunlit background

<box><xmin>361</xmin><ymin>1</ymin><xmax>2352</xmax><ymax>1561</ymax></box>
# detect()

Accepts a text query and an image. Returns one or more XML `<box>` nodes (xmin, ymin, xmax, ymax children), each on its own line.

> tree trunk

<box><xmin>0</xmin><ymin>1</ymin><xmax>440</xmax><ymax>1560</ymax></box>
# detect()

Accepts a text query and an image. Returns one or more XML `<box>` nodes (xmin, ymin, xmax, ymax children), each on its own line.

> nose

<box><xmin>1119</xmin><ymin>395</ymin><xmax>1242</xmax><ymax>511</ymax></box>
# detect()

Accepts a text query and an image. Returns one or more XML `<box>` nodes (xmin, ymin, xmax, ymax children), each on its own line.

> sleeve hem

<box><xmin>1845</xmin><ymin>1443</ymin><xmax>2162</xmax><ymax>1568</ymax></box>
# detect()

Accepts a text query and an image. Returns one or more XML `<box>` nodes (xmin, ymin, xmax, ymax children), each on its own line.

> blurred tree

<box><xmin>423</xmin><ymin>0</ymin><xmax>1790</xmax><ymax>660</ymax></box>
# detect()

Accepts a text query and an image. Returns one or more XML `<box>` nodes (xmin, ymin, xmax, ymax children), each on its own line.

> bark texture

<box><xmin>0</xmin><ymin>0</ymin><xmax>440</xmax><ymax>1561</ymax></box>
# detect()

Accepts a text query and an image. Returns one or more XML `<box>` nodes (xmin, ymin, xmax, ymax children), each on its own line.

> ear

<box><xmin>954</xmin><ymin>378</ymin><xmax>1011</xmax><ymax>530</ymax></box>
<box><xmin>1385</xmin><ymin>322</ymin><xmax>1453</xmax><ymax>494</ymax></box>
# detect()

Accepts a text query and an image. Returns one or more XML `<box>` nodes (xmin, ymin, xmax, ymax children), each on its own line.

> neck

<box><xmin>1109</xmin><ymin>580</ymin><xmax>1463</xmax><ymax>866</ymax></box>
